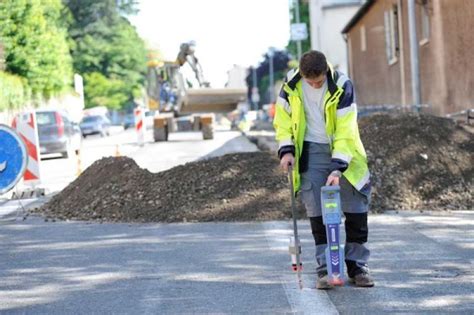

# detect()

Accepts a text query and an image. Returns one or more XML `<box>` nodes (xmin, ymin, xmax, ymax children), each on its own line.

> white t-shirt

<box><xmin>302</xmin><ymin>79</ymin><xmax>329</xmax><ymax>143</ymax></box>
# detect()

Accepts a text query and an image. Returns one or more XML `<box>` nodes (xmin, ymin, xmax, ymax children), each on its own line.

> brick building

<box><xmin>342</xmin><ymin>0</ymin><xmax>474</xmax><ymax>115</ymax></box>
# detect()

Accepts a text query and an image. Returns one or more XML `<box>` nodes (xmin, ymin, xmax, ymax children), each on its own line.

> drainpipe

<box><xmin>397</xmin><ymin>0</ymin><xmax>407</xmax><ymax>106</ymax></box>
<box><xmin>407</xmin><ymin>0</ymin><xmax>421</xmax><ymax>111</ymax></box>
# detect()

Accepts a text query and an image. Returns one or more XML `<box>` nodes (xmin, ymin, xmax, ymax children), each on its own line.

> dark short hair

<box><xmin>299</xmin><ymin>50</ymin><xmax>328</xmax><ymax>78</ymax></box>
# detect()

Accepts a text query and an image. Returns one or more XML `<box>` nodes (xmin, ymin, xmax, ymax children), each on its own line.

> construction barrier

<box><xmin>11</xmin><ymin>111</ymin><xmax>42</xmax><ymax>186</ymax></box>
<box><xmin>134</xmin><ymin>107</ymin><xmax>145</xmax><ymax>146</ymax></box>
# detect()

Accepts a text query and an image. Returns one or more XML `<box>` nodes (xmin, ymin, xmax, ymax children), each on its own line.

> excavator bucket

<box><xmin>180</xmin><ymin>88</ymin><xmax>247</xmax><ymax>114</ymax></box>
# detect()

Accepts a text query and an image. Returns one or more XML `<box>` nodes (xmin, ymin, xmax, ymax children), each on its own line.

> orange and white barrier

<box><xmin>11</xmin><ymin>111</ymin><xmax>42</xmax><ymax>186</ymax></box>
<box><xmin>134</xmin><ymin>107</ymin><xmax>145</xmax><ymax>146</ymax></box>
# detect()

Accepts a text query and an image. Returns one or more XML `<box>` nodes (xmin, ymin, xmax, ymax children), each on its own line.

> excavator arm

<box><xmin>176</xmin><ymin>42</ymin><xmax>210</xmax><ymax>88</ymax></box>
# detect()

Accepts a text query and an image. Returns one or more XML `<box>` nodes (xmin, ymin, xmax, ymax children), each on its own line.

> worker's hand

<box><xmin>326</xmin><ymin>170</ymin><xmax>342</xmax><ymax>186</ymax></box>
<box><xmin>280</xmin><ymin>153</ymin><xmax>295</xmax><ymax>173</ymax></box>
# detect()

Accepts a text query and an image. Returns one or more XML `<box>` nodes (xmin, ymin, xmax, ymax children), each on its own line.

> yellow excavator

<box><xmin>146</xmin><ymin>42</ymin><xmax>246</xmax><ymax>141</ymax></box>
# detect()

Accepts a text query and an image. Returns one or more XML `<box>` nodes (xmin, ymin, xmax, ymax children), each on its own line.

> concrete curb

<box><xmin>242</xmin><ymin>130</ymin><xmax>278</xmax><ymax>152</ymax></box>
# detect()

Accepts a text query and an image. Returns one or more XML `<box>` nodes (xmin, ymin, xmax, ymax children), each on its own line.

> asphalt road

<box><xmin>1</xmin><ymin>127</ymin><xmax>473</xmax><ymax>314</ymax></box>
<box><xmin>0</xmin><ymin>211</ymin><xmax>472</xmax><ymax>314</ymax></box>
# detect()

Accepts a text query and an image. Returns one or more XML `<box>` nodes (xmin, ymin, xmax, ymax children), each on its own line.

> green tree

<box><xmin>64</xmin><ymin>0</ymin><xmax>146</xmax><ymax>110</ymax></box>
<box><xmin>0</xmin><ymin>71</ymin><xmax>30</xmax><ymax>111</ymax></box>
<box><xmin>0</xmin><ymin>0</ymin><xmax>73</xmax><ymax>100</ymax></box>
<box><xmin>246</xmin><ymin>50</ymin><xmax>291</xmax><ymax>107</ymax></box>
<box><xmin>83</xmin><ymin>72</ymin><xmax>128</xmax><ymax>110</ymax></box>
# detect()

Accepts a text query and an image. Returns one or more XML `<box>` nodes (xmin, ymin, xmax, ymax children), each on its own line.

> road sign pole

<box><xmin>295</xmin><ymin>0</ymin><xmax>302</xmax><ymax>60</ymax></box>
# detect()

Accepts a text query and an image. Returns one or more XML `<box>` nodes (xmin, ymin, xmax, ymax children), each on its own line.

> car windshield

<box><xmin>36</xmin><ymin>112</ymin><xmax>57</xmax><ymax>126</ymax></box>
<box><xmin>82</xmin><ymin>116</ymin><xmax>102</xmax><ymax>123</ymax></box>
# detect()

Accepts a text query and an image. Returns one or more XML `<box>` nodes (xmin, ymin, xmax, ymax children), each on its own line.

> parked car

<box><xmin>36</xmin><ymin>110</ymin><xmax>82</xmax><ymax>159</ymax></box>
<box><xmin>79</xmin><ymin>115</ymin><xmax>111</xmax><ymax>137</ymax></box>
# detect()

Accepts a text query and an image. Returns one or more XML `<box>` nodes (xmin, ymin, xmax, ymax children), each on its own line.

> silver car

<box><xmin>79</xmin><ymin>115</ymin><xmax>111</xmax><ymax>137</ymax></box>
<box><xmin>37</xmin><ymin>110</ymin><xmax>82</xmax><ymax>159</ymax></box>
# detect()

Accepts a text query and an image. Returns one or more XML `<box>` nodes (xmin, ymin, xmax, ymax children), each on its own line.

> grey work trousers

<box><xmin>299</xmin><ymin>142</ymin><xmax>371</xmax><ymax>277</ymax></box>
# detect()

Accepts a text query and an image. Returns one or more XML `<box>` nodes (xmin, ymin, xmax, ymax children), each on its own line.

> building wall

<box><xmin>347</xmin><ymin>0</ymin><xmax>402</xmax><ymax>105</ymax></box>
<box><xmin>309</xmin><ymin>0</ymin><xmax>363</xmax><ymax>74</ymax></box>
<box><xmin>347</xmin><ymin>0</ymin><xmax>474</xmax><ymax>115</ymax></box>
<box><xmin>438</xmin><ymin>0</ymin><xmax>474</xmax><ymax>114</ymax></box>
<box><xmin>225</xmin><ymin>65</ymin><xmax>247</xmax><ymax>89</ymax></box>
<box><xmin>414</xmin><ymin>0</ymin><xmax>447</xmax><ymax>115</ymax></box>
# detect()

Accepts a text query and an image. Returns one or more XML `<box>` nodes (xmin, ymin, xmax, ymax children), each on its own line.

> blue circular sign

<box><xmin>0</xmin><ymin>124</ymin><xmax>28</xmax><ymax>194</ymax></box>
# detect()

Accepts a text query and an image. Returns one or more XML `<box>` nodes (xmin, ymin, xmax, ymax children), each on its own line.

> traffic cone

<box><xmin>76</xmin><ymin>151</ymin><xmax>82</xmax><ymax>177</ymax></box>
<box><xmin>115</xmin><ymin>144</ymin><xmax>121</xmax><ymax>157</ymax></box>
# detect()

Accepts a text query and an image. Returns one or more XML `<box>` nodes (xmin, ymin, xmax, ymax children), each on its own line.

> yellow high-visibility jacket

<box><xmin>273</xmin><ymin>66</ymin><xmax>370</xmax><ymax>195</ymax></box>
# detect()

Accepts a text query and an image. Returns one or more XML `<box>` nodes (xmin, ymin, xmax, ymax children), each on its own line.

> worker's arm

<box><xmin>273</xmin><ymin>84</ymin><xmax>295</xmax><ymax>172</ymax></box>
<box><xmin>330</xmin><ymin>79</ymin><xmax>358</xmax><ymax>175</ymax></box>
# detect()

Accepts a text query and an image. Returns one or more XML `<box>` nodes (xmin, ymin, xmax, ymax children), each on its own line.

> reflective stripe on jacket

<box><xmin>273</xmin><ymin>66</ymin><xmax>370</xmax><ymax>195</ymax></box>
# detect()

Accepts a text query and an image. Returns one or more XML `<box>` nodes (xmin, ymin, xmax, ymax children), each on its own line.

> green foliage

<box><xmin>83</xmin><ymin>72</ymin><xmax>127</xmax><ymax>110</ymax></box>
<box><xmin>257</xmin><ymin>69</ymin><xmax>287</xmax><ymax>106</ymax></box>
<box><xmin>0</xmin><ymin>71</ymin><xmax>30</xmax><ymax>111</ymax></box>
<box><xmin>286</xmin><ymin>0</ymin><xmax>311</xmax><ymax>61</ymax></box>
<box><xmin>64</xmin><ymin>0</ymin><xmax>146</xmax><ymax>110</ymax></box>
<box><xmin>246</xmin><ymin>50</ymin><xmax>291</xmax><ymax>107</ymax></box>
<box><xmin>0</xmin><ymin>0</ymin><xmax>73</xmax><ymax>100</ymax></box>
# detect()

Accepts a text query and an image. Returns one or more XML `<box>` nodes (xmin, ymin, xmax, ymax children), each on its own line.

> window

<box><xmin>420</xmin><ymin>2</ymin><xmax>430</xmax><ymax>45</ymax></box>
<box><xmin>384</xmin><ymin>5</ymin><xmax>399</xmax><ymax>65</ymax></box>
<box><xmin>360</xmin><ymin>25</ymin><xmax>366</xmax><ymax>52</ymax></box>
<box><xmin>36</xmin><ymin>112</ymin><xmax>56</xmax><ymax>126</ymax></box>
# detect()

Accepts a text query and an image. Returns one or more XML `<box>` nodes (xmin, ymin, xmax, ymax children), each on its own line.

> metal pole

<box><xmin>294</xmin><ymin>0</ymin><xmax>302</xmax><ymax>60</ymax></box>
<box><xmin>288</xmin><ymin>165</ymin><xmax>302</xmax><ymax>283</ymax></box>
<box><xmin>269</xmin><ymin>52</ymin><xmax>274</xmax><ymax>104</ymax></box>
<box><xmin>407</xmin><ymin>0</ymin><xmax>421</xmax><ymax>111</ymax></box>
<box><xmin>252</xmin><ymin>67</ymin><xmax>257</xmax><ymax>110</ymax></box>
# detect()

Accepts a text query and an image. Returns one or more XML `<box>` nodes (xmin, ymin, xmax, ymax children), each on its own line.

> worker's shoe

<box><xmin>316</xmin><ymin>272</ymin><xmax>333</xmax><ymax>290</ymax></box>
<box><xmin>349</xmin><ymin>272</ymin><xmax>374</xmax><ymax>287</ymax></box>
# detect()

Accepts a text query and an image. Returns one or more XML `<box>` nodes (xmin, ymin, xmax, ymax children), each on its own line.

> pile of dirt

<box><xmin>33</xmin><ymin>112</ymin><xmax>472</xmax><ymax>223</ymax></box>
<box><xmin>359</xmin><ymin>113</ymin><xmax>473</xmax><ymax>211</ymax></box>
<box><xmin>34</xmin><ymin>153</ymin><xmax>306</xmax><ymax>223</ymax></box>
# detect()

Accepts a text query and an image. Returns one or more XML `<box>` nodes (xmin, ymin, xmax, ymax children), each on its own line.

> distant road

<box><xmin>35</xmin><ymin>127</ymin><xmax>258</xmax><ymax>194</ymax></box>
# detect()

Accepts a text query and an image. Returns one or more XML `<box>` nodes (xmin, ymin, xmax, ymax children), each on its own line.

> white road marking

<box><xmin>262</xmin><ymin>221</ymin><xmax>339</xmax><ymax>315</ymax></box>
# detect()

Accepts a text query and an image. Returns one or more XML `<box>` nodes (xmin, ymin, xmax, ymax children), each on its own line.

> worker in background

<box><xmin>273</xmin><ymin>50</ymin><xmax>374</xmax><ymax>289</ymax></box>
<box><xmin>268</xmin><ymin>103</ymin><xmax>276</xmax><ymax>121</ymax></box>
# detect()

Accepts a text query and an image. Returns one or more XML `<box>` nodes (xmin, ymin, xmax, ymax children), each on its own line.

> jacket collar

<box><xmin>286</xmin><ymin>64</ymin><xmax>338</xmax><ymax>96</ymax></box>
<box><xmin>287</xmin><ymin>70</ymin><xmax>301</xmax><ymax>90</ymax></box>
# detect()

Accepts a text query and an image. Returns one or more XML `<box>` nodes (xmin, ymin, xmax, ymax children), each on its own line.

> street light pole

<box><xmin>252</xmin><ymin>67</ymin><xmax>258</xmax><ymax>110</ymax></box>
<box><xmin>268</xmin><ymin>48</ymin><xmax>275</xmax><ymax>104</ymax></box>
<box><xmin>294</xmin><ymin>0</ymin><xmax>302</xmax><ymax>60</ymax></box>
